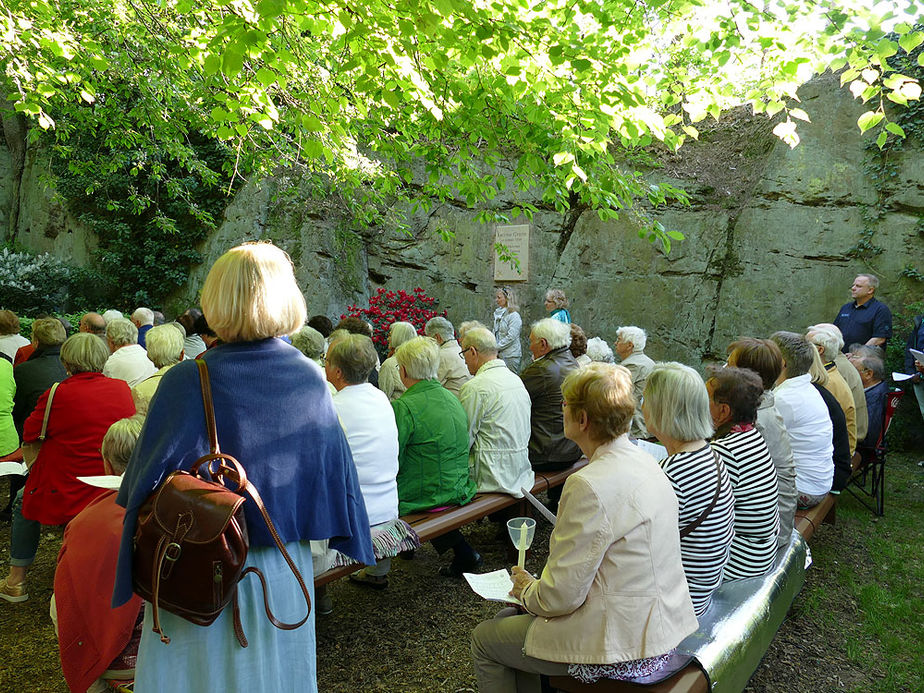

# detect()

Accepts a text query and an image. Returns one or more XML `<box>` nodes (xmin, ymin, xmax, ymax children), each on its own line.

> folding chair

<box><xmin>846</xmin><ymin>388</ymin><xmax>904</xmax><ymax>516</ymax></box>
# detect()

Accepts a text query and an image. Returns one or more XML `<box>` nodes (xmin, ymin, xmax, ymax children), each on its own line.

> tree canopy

<box><xmin>2</xmin><ymin>0</ymin><xmax>922</xmax><ymax>251</ymax></box>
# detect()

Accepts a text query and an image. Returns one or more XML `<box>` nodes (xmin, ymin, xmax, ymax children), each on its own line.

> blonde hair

<box><xmin>561</xmin><ymin>363</ymin><xmax>635</xmax><ymax>441</ymax></box>
<box><xmin>201</xmin><ymin>242</ymin><xmax>306</xmax><ymax>342</ymax></box>
<box><xmin>31</xmin><ymin>317</ymin><xmax>66</xmax><ymax>347</ymax></box>
<box><xmin>395</xmin><ymin>336</ymin><xmax>439</xmax><ymax>381</ymax></box>
<box><xmin>144</xmin><ymin>324</ymin><xmax>184</xmax><ymax>369</ymax></box>
<box><xmin>101</xmin><ymin>416</ymin><xmax>144</xmax><ymax>475</ymax></box>
<box><xmin>808</xmin><ymin>344</ymin><xmax>829</xmax><ymax>386</ymax></box>
<box><xmin>495</xmin><ymin>286</ymin><xmax>520</xmax><ymax>313</ymax></box>
<box><xmin>60</xmin><ymin>333</ymin><xmax>110</xmax><ymax>374</ymax></box>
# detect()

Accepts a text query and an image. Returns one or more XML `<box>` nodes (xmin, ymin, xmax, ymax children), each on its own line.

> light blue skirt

<box><xmin>134</xmin><ymin>542</ymin><xmax>316</xmax><ymax>692</ymax></box>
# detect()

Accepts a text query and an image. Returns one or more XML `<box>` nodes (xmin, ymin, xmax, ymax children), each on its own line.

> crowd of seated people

<box><xmin>0</xmin><ymin>268</ymin><xmax>905</xmax><ymax>692</ymax></box>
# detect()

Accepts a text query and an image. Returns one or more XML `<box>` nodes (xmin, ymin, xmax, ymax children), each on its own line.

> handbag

<box><xmin>132</xmin><ymin>360</ymin><xmax>311</xmax><ymax>647</ymax></box>
<box><xmin>22</xmin><ymin>382</ymin><xmax>60</xmax><ymax>469</ymax></box>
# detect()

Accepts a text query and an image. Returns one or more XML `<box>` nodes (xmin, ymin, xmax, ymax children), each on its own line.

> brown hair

<box><xmin>561</xmin><ymin>363</ymin><xmax>635</xmax><ymax>441</ymax></box>
<box><xmin>726</xmin><ymin>337</ymin><xmax>783</xmax><ymax>391</ymax></box>
<box><xmin>0</xmin><ymin>310</ymin><xmax>20</xmax><ymax>336</ymax></box>
<box><xmin>706</xmin><ymin>366</ymin><xmax>764</xmax><ymax>426</ymax></box>
<box><xmin>569</xmin><ymin>324</ymin><xmax>588</xmax><ymax>358</ymax></box>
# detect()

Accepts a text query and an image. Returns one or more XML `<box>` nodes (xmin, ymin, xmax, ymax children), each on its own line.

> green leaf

<box><xmin>899</xmin><ymin>32</ymin><xmax>924</xmax><ymax>54</ymax></box>
<box><xmin>857</xmin><ymin>111</ymin><xmax>883</xmax><ymax>133</ymax></box>
<box><xmin>203</xmin><ymin>54</ymin><xmax>221</xmax><ymax>76</ymax></box>
<box><xmin>552</xmin><ymin>152</ymin><xmax>574</xmax><ymax>166</ymax></box>
<box><xmin>257</xmin><ymin>0</ymin><xmax>285</xmax><ymax>17</ymax></box>
<box><xmin>301</xmin><ymin>114</ymin><xmax>324</xmax><ymax>132</ymax></box>
<box><xmin>222</xmin><ymin>49</ymin><xmax>244</xmax><ymax>77</ymax></box>
<box><xmin>876</xmin><ymin>130</ymin><xmax>887</xmax><ymax>149</ymax></box>
<box><xmin>789</xmin><ymin>108</ymin><xmax>810</xmax><ymax>122</ymax></box>
<box><xmin>875</xmin><ymin>39</ymin><xmax>898</xmax><ymax>59</ymax></box>
<box><xmin>255</xmin><ymin>68</ymin><xmax>277</xmax><ymax>87</ymax></box>
<box><xmin>884</xmin><ymin>122</ymin><xmax>904</xmax><ymax>137</ymax></box>
<box><xmin>919</xmin><ymin>53</ymin><xmax>924</xmax><ymax>67</ymax></box>
<box><xmin>666</xmin><ymin>230</ymin><xmax>685</xmax><ymax>240</ymax></box>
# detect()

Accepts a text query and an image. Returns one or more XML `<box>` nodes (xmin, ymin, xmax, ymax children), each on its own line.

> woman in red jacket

<box><xmin>0</xmin><ymin>333</ymin><xmax>136</xmax><ymax>603</ymax></box>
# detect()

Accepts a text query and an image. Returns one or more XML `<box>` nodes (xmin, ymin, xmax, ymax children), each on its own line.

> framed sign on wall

<box><xmin>494</xmin><ymin>224</ymin><xmax>529</xmax><ymax>282</ymax></box>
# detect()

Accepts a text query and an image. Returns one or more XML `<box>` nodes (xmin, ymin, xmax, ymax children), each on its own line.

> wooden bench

<box><xmin>314</xmin><ymin>460</ymin><xmax>588</xmax><ymax>587</ymax></box>
<box><xmin>547</xmin><ymin>498</ymin><xmax>831</xmax><ymax>693</ymax></box>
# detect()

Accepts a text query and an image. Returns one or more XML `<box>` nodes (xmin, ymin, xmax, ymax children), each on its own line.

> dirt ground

<box><xmin>0</xmin><ymin>474</ymin><xmax>912</xmax><ymax>692</ymax></box>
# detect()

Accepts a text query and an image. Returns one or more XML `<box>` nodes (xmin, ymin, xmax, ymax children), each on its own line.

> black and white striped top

<box><xmin>712</xmin><ymin>427</ymin><xmax>781</xmax><ymax>580</ymax></box>
<box><xmin>659</xmin><ymin>445</ymin><xmax>735</xmax><ymax>616</ymax></box>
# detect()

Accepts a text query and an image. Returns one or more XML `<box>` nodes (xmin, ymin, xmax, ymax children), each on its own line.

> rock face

<box><xmin>3</xmin><ymin>73</ymin><xmax>923</xmax><ymax>365</ymax></box>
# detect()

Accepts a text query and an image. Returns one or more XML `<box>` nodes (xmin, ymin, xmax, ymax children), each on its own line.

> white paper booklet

<box><xmin>463</xmin><ymin>568</ymin><xmax>522</xmax><ymax>605</ymax></box>
<box><xmin>911</xmin><ymin>349</ymin><xmax>924</xmax><ymax>366</ymax></box>
<box><xmin>0</xmin><ymin>461</ymin><xmax>27</xmax><ymax>477</ymax></box>
<box><xmin>893</xmin><ymin>372</ymin><xmax>914</xmax><ymax>382</ymax></box>
<box><xmin>635</xmin><ymin>439</ymin><xmax>668</xmax><ymax>461</ymax></box>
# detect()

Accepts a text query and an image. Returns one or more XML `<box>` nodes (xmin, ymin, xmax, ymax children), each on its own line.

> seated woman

<box><xmin>379</xmin><ymin>321</ymin><xmax>418</xmax><ymax>401</ymax></box>
<box><xmin>0</xmin><ymin>333</ymin><xmax>136</xmax><ymax>603</ymax></box>
<box><xmin>569</xmin><ymin>324</ymin><xmax>591</xmax><ymax>367</ymax></box>
<box><xmin>808</xmin><ymin>346</ymin><xmax>852</xmax><ymax>492</ymax></box>
<box><xmin>53</xmin><ymin>416</ymin><xmax>145</xmax><ymax>693</ymax></box>
<box><xmin>392</xmin><ymin>336</ymin><xmax>479</xmax><ymax>577</ymax></box>
<box><xmin>642</xmin><ymin>362</ymin><xmax>735</xmax><ymax>615</ymax></box>
<box><xmin>725</xmin><ymin>338</ymin><xmax>798</xmax><ymax>548</ymax></box>
<box><xmin>471</xmin><ymin>363</ymin><xmax>697</xmax><ymax>691</ymax></box>
<box><xmin>705</xmin><ymin>366</ymin><xmax>781</xmax><ymax>580</ymax></box>
<box><xmin>131</xmin><ymin>324</ymin><xmax>186</xmax><ymax>412</ymax></box>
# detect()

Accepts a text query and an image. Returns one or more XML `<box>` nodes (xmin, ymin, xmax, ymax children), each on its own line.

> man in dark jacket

<box><xmin>520</xmin><ymin>318</ymin><xmax>582</xmax><ymax>511</ymax></box>
<box><xmin>905</xmin><ymin>313</ymin><xmax>924</xmax><ymax>428</ymax></box>
<box><xmin>3</xmin><ymin>318</ymin><xmax>68</xmax><ymax>520</ymax></box>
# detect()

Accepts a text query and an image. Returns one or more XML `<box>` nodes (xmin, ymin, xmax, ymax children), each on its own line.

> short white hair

<box><xmin>617</xmin><ymin>326</ymin><xmax>647</xmax><ymax>352</ymax></box>
<box><xmin>586</xmin><ymin>337</ymin><xmax>614</xmax><ymax>363</ymax></box>
<box><xmin>145</xmin><ymin>324</ymin><xmax>184</xmax><ymax>368</ymax></box>
<box><xmin>459</xmin><ymin>320</ymin><xmax>489</xmax><ymax>340</ymax></box>
<box><xmin>395</xmin><ymin>336</ymin><xmax>439</xmax><ymax>381</ymax></box>
<box><xmin>388</xmin><ymin>322</ymin><xmax>418</xmax><ymax>350</ymax></box>
<box><xmin>643</xmin><ymin>362</ymin><xmax>714</xmax><ymax>441</ymax></box>
<box><xmin>461</xmin><ymin>327</ymin><xmax>497</xmax><ymax>354</ymax></box>
<box><xmin>102</xmin><ymin>309</ymin><xmax>123</xmax><ymax>323</ymax></box>
<box><xmin>807</xmin><ymin>323</ymin><xmax>844</xmax><ymax>351</ymax></box>
<box><xmin>805</xmin><ymin>326</ymin><xmax>841</xmax><ymax>361</ymax></box>
<box><xmin>132</xmin><ymin>307</ymin><xmax>154</xmax><ymax>326</ymax></box>
<box><xmin>106</xmin><ymin>318</ymin><xmax>138</xmax><ymax>347</ymax></box>
<box><xmin>424</xmin><ymin>316</ymin><xmax>455</xmax><ymax>341</ymax></box>
<box><xmin>530</xmin><ymin>318</ymin><xmax>571</xmax><ymax>350</ymax></box>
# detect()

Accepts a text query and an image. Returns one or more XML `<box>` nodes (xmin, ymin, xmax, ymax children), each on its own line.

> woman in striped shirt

<box><xmin>642</xmin><ymin>363</ymin><xmax>735</xmax><ymax>616</ymax></box>
<box><xmin>706</xmin><ymin>366</ymin><xmax>781</xmax><ymax>580</ymax></box>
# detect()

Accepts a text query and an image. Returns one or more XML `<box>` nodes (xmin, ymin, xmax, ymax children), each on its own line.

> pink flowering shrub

<box><xmin>342</xmin><ymin>287</ymin><xmax>446</xmax><ymax>353</ymax></box>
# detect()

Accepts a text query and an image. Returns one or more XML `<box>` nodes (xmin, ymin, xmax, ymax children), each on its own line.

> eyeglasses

<box><xmin>459</xmin><ymin>346</ymin><xmax>474</xmax><ymax>359</ymax></box>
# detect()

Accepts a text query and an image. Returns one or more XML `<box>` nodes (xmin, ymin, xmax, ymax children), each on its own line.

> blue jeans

<box><xmin>10</xmin><ymin>487</ymin><xmax>41</xmax><ymax>567</ymax></box>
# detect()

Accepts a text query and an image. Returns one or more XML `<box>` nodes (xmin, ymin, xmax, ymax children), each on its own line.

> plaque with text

<box><xmin>494</xmin><ymin>224</ymin><xmax>529</xmax><ymax>282</ymax></box>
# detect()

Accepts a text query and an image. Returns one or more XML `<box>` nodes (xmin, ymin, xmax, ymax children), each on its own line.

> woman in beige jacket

<box><xmin>471</xmin><ymin>363</ymin><xmax>698</xmax><ymax>691</ymax></box>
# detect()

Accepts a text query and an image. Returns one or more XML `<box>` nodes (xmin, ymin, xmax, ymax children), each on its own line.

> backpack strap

<box><xmin>679</xmin><ymin>448</ymin><xmax>723</xmax><ymax>539</ymax></box>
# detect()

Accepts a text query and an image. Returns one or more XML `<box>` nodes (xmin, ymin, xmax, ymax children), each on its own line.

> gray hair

<box><xmin>616</xmin><ymin>325</ymin><xmax>647</xmax><ymax>352</ymax></box>
<box><xmin>807</xmin><ymin>323</ymin><xmax>844</xmax><ymax>351</ymax></box>
<box><xmin>643</xmin><ymin>362</ymin><xmax>714</xmax><ymax>441</ymax></box>
<box><xmin>530</xmin><ymin>318</ymin><xmax>571</xmax><ymax>350</ymax></box>
<box><xmin>102</xmin><ymin>309</ymin><xmax>123</xmax><ymax>323</ymax></box>
<box><xmin>106</xmin><ymin>318</ymin><xmax>139</xmax><ymax>347</ymax></box>
<box><xmin>326</xmin><ymin>334</ymin><xmax>379</xmax><ymax>385</ymax></box>
<box><xmin>291</xmin><ymin>326</ymin><xmax>326</xmax><ymax>361</ymax></box>
<box><xmin>545</xmin><ymin>288</ymin><xmax>568</xmax><ymax>309</ymax></box>
<box><xmin>858</xmin><ymin>355</ymin><xmax>885</xmax><ymax>382</ymax></box>
<box><xmin>805</xmin><ymin>326</ymin><xmax>841</xmax><ymax>361</ymax></box>
<box><xmin>101</xmin><ymin>416</ymin><xmax>144</xmax><ymax>475</ymax></box>
<box><xmin>132</xmin><ymin>307</ymin><xmax>154</xmax><ymax>326</ymax></box>
<box><xmin>388</xmin><ymin>321</ymin><xmax>419</xmax><ymax>351</ymax></box>
<box><xmin>848</xmin><ymin>344</ymin><xmax>884</xmax><ymax>361</ymax></box>
<box><xmin>424</xmin><ymin>316</ymin><xmax>455</xmax><ymax>341</ymax></box>
<box><xmin>459</xmin><ymin>320</ymin><xmax>489</xmax><ymax>340</ymax></box>
<box><xmin>462</xmin><ymin>327</ymin><xmax>497</xmax><ymax>354</ymax></box>
<box><xmin>395</xmin><ymin>336</ymin><xmax>439</xmax><ymax>381</ymax></box>
<box><xmin>857</xmin><ymin>273</ymin><xmax>879</xmax><ymax>290</ymax></box>
<box><xmin>60</xmin><ymin>333</ymin><xmax>110</xmax><ymax>374</ymax></box>
<box><xmin>145</xmin><ymin>324</ymin><xmax>185</xmax><ymax>369</ymax></box>
<box><xmin>771</xmin><ymin>331</ymin><xmax>815</xmax><ymax>378</ymax></box>
<box><xmin>586</xmin><ymin>337</ymin><xmax>614</xmax><ymax>363</ymax></box>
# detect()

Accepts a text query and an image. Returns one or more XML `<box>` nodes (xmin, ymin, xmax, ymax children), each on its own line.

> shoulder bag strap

<box><xmin>194</xmin><ymin>359</ymin><xmax>311</xmax><ymax>646</ymax></box>
<box><xmin>38</xmin><ymin>382</ymin><xmax>60</xmax><ymax>441</ymax></box>
<box><xmin>679</xmin><ymin>448</ymin><xmax>723</xmax><ymax>539</ymax></box>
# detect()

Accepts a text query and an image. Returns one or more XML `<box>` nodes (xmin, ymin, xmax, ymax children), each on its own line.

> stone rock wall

<box><xmin>3</xmin><ymin>72</ymin><xmax>922</xmax><ymax>366</ymax></box>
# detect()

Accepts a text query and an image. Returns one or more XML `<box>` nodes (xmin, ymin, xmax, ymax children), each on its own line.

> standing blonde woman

<box><xmin>113</xmin><ymin>242</ymin><xmax>373</xmax><ymax>692</ymax></box>
<box><xmin>493</xmin><ymin>287</ymin><xmax>522</xmax><ymax>373</ymax></box>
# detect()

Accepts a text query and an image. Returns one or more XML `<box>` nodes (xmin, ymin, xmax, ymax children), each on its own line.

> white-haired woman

<box><xmin>113</xmin><ymin>242</ymin><xmax>373</xmax><ymax>692</ymax></box>
<box><xmin>544</xmin><ymin>289</ymin><xmax>570</xmax><ymax>324</ymax></box>
<box><xmin>379</xmin><ymin>321</ymin><xmax>419</xmax><ymax>401</ymax></box>
<box><xmin>1</xmin><ymin>333</ymin><xmax>136</xmax><ymax>603</ymax></box>
<box><xmin>131</xmin><ymin>324</ymin><xmax>186</xmax><ymax>411</ymax></box>
<box><xmin>642</xmin><ymin>362</ymin><xmax>735</xmax><ymax>616</ymax></box>
<box><xmin>493</xmin><ymin>287</ymin><xmax>523</xmax><ymax>373</ymax></box>
<box><xmin>472</xmin><ymin>364</ymin><xmax>697</xmax><ymax>691</ymax></box>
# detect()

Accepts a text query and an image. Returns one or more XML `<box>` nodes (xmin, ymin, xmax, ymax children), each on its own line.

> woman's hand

<box><xmin>509</xmin><ymin>565</ymin><xmax>536</xmax><ymax>600</ymax></box>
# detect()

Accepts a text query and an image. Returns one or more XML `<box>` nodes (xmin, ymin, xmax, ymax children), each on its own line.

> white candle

<box><xmin>517</xmin><ymin>520</ymin><xmax>527</xmax><ymax>568</ymax></box>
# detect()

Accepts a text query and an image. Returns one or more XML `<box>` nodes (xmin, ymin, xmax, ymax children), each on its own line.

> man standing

<box><xmin>424</xmin><ymin>316</ymin><xmax>471</xmax><ymax>398</ymax></box>
<box><xmin>103</xmin><ymin>319</ymin><xmax>156</xmax><ymax>387</ymax></box>
<box><xmin>833</xmin><ymin>274</ymin><xmax>892</xmax><ymax>351</ymax></box>
<box><xmin>131</xmin><ymin>308</ymin><xmax>155</xmax><ymax>349</ymax></box>
<box><xmin>905</xmin><ymin>311</ymin><xmax>924</xmax><ymax>431</ymax></box>
<box><xmin>459</xmin><ymin>328</ymin><xmax>534</xmax><ymax>496</ymax></box>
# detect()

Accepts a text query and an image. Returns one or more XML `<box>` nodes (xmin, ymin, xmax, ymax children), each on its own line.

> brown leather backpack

<box><xmin>132</xmin><ymin>360</ymin><xmax>311</xmax><ymax>647</ymax></box>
